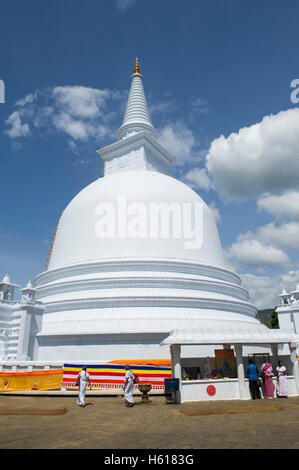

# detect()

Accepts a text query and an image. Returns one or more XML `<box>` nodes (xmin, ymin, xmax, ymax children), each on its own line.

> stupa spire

<box><xmin>117</xmin><ymin>59</ymin><xmax>157</xmax><ymax>140</ymax></box>
<box><xmin>133</xmin><ymin>57</ymin><xmax>141</xmax><ymax>74</ymax></box>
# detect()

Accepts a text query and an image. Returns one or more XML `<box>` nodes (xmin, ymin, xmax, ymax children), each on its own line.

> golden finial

<box><xmin>133</xmin><ymin>57</ymin><xmax>141</xmax><ymax>74</ymax></box>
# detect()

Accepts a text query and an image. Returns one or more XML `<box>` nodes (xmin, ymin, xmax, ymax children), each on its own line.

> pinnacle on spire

<box><xmin>2</xmin><ymin>273</ymin><xmax>10</xmax><ymax>283</ymax></box>
<box><xmin>117</xmin><ymin>59</ymin><xmax>157</xmax><ymax>140</ymax></box>
<box><xmin>133</xmin><ymin>57</ymin><xmax>141</xmax><ymax>75</ymax></box>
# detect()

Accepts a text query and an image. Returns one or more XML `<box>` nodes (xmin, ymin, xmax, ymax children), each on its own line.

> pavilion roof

<box><xmin>160</xmin><ymin>327</ymin><xmax>299</xmax><ymax>346</ymax></box>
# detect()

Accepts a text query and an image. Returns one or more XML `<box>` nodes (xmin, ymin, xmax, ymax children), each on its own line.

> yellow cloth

<box><xmin>0</xmin><ymin>369</ymin><xmax>63</xmax><ymax>391</ymax></box>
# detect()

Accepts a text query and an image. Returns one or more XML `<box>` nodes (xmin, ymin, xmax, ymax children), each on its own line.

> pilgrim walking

<box><xmin>276</xmin><ymin>360</ymin><xmax>288</xmax><ymax>398</ymax></box>
<box><xmin>124</xmin><ymin>364</ymin><xmax>135</xmax><ymax>407</ymax></box>
<box><xmin>76</xmin><ymin>366</ymin><xmax>91</xmax><ymax>407</ymax></box>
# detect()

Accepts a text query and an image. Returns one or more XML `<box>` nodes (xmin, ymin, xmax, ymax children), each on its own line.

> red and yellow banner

<box><xmin>63</xmin><ymin>362</ymin><xmax>172</xmax><ymax>391</ymax></box>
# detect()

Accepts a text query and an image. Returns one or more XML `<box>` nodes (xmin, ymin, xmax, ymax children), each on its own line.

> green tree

<box><xmin>270</xmin><ymin>306</ymin><xmax>279</xmax><ymax>329</ymax></box>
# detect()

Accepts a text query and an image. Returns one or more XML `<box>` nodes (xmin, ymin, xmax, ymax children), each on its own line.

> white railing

<box><xmin>0</xmin><ymin>361</ymin><xmax>63</xmax><ymax>372</ymax></box>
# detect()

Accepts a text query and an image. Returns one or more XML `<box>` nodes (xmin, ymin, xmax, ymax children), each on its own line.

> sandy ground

<box><xmin>0</xmin><ymin>394</ymin><xmax>299</xmax><ymax>449</ymax></box>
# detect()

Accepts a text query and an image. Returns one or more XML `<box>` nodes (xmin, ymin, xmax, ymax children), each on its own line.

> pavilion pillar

<box><xmin>289</xmin><ymin>343</ymin><xmax>299</xmax><ymax>395</ymax></box>
<box><xmin>18</xmin><ymin>303</ymin><xmax>44</xmax><ymax>360</ymax></box>
<box><xmin>234</xmin><ymin>344</ymin><xmax>247</xmax><ymax>398</ymax></box>
<box><xmin>271</xmin><ymin>343</ymin><xmax>279</xmax><ymax>366</ymax></box>
<box><xmin>170</xmin><ymin>344</ymin><xmax>181</xmax><ymax>403</ymax></box>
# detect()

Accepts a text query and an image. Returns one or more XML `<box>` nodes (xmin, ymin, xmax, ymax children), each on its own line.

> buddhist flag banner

<box><xmin>62</xmin><ymin>363</ymin><xmax>172</xmax><ymax>391</ymax></box>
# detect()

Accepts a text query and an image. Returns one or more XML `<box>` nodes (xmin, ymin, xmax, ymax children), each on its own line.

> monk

<box><xmin>123</xmin><ymin>364</ymin><xmax>135</xmax><ymax>407</ymax></box>
<box><xmin>76</xmin><ymin>366</ymin><xmax>91</xmax><ymax>407</ymax></box>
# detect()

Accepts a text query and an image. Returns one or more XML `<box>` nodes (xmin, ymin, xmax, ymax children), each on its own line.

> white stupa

<box><xmin>28</xmin><ymin>59</ymin><xmax>263</xmax><ymax>362</ymax></box>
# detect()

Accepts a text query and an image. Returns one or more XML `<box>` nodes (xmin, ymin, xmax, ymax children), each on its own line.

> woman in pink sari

<box><xmin>262</xmin><ymin>362</ymin><xmax>274</xmax><ymax>399</ymax></box>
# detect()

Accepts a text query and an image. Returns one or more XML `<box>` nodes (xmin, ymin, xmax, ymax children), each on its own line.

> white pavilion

<box><xmin>1</xmin><ymin>60</ymin><xmax>299</xmax><ymax>401</ymax></box>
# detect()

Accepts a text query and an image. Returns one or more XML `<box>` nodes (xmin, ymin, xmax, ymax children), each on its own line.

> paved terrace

<box><xmin>1</xmin><ymin>394</ymin><xmax>299</xmax><ymax>449</ymax></box>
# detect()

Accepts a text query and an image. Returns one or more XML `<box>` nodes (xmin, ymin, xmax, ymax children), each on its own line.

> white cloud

<box><xmin>241</xmin><ymin>270</ymin><xmax>299</xmax><ymax>309</ymax></box>
<box><xmin>11</xmin><ymin>142</ymin><xmax>23</xmax><ymax>151</ymax></box>
<box><xmin>158</xmin><ymin>122</ymin><xmax>198</xmax><ymax>166</ymax></box>
<box><xmin>149</xmin><ymin>99</ymin><xmax>176</xmax><ymax>116</ymax></box>
<box><xmin>184</xmin><ymin>167</ymin><xmax>211</xmax><ymax>191</ymax></box>
<box><xmin>116</xmin><ymin>0</ymin><xmax>136</xmax><ymax>10</ymax></box>
<box><xmin>206</xmin><ymin>108</ymin><xmax>299</xmax><ymax>201</ymax></box>
<box><xmin>258</xmin><ymin>221</ymin><xmax>299</xmax><ymax>251</ymax></box>
<box><xmin>53</xmin><ymin>112</ymin><xmax>90</xmax><ymax>141</ymax></box>
<box><xmin>227</xmin><ymin>238</ymin><xmax>290</xmax><ymax>269</ymax></box>
<box><xmin>53</xmin><ymin>86</ymin><xmax>111</xmax><ymax>119</ymax></box>
<box><xmin>208</xmin><ymin>201</ymin><xmax>221</xmax><ymax>224</ymax></box>
<box><xmin>234</xmin><ymin>220</ymin><xmax>299</xmax><ymax>253</ymax></box>
<box><xmin>191</xmin><ymin>98</ymin><xmax>209</xmax><ymax>114</ymax></box>
<box><xmin>4</xmin><ymin>111</ymin><xmax>30</xmax><ymax>138</ymax></box>
<box><xmin>4</xmin><ymin>86</ymin><xmax>124</xmax><ymax>148</ymax></box>
<box><xmin>258</xmin><ymin>190</ymin><xmax>299</xmax><ymax>221</ymax></box>
<box><xmin>16</xmin><ymin>93</ymin><xmax>35</xmax><ymax>107</ymax></box>
<box><xmin>73</xmin><ymin>158</ymin><xmax>93</xmax><ymax>166</ymax></box>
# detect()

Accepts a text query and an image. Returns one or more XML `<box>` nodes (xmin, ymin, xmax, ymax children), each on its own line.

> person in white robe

<box><xmin>276</xmin><ymin>361</ymin><xmax>288</xmax><ymax>398</ymax></box>
<box><xmin>123</xmin><ymin>364</ymin><xmax>135</xmax><ymax>407</ymax></box>
<box><xmin>77</xmin><ymin>367</ymin><xmax>91</xmax><ymax>407</ymax></box>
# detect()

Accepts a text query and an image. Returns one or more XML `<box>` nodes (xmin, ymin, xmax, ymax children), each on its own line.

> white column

<box><xmin>170</xmin><ymin>344</ymin><xmax>181</xmax><ymax>403</ymax></box>
<box><xmin>291</xmin><ymin>310</ymin><xmax>299</xmax><ymax>355</ymax></box>
<box><xmin>234</xmin><ymin>344</ymin><xmax>247</xmax><ymax>398</ymax></box>
<box><xmin>289</xmin><ymin>343</ymin><xmax>299</xmax><ymax>395</ymax></box>
<box><xmin>17</xmin><ymin>310</ymin><xmax>31</xmax><ymax>360</ymax></box>
<box><xmin>17</xmin><ymin>305</ymin><xmax>44</xmax><ymax>360</ymax></box>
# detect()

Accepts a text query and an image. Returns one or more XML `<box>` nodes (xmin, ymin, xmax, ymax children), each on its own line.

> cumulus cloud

<box><xmin>258</xmin><ymin>190</ymin><xmax>299</xmax><ymax>221</ymax></box>
<box><xmin>232</xmin><ymin>219</ymin><xmax>299</xmax><ymax>254</ymax></box>
<box><xmin>206</xmin><ymin>108</ymin><xmax>299</xmax><ymax>201</ymax></box>
<box><xmin>227</xmin><ymin>238</ymin><xmax>290</xmax><ymax>269</ymax></box>
<box><xmin>241</xmin><ymin>270</ymin><xmax>299</xmax><ymax>309</ymax></box>
<box><xmin>184</xmin><ymin>167</ymin><xmax>212</xmax><ymax>191</ymax></box>
<box><xmin>53</xmin><ymin>86</ymin><xmax>112</xmax><ymax>119</ymax></box>
<box><xmin>52</xmin><ymin>112</ymin><xmax>90</xmax><ymax>141</ymax></box>
<box><xmin>158</xmin><ymin>122</ymin><xmax>199</xmax><ymax>166</ymax></box>
<box><xmin>4</xmin><ymin>86</ymin><xmax>125</xmax><ymax>148</ymax></box>
<box><xmin>258</xmin><ymin>221</ymin><xmax>299</xmax><ymax>251</ymax></box>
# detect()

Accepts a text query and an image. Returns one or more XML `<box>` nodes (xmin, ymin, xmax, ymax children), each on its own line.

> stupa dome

<box><xmin>48</xmin><ymin>170</ymin><xmax>226</xmax><ymax>271</ymax></box>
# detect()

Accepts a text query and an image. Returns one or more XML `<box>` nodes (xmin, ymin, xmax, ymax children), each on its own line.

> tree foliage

<box><xmin>270</xmin><ymin>306</ymin><xmax>279</xmax><ymax>329</ymax></box>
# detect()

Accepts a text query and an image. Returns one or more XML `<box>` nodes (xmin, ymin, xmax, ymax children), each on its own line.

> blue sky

<box><xmin>1</xmin><ymin>0</ymin><xmax>299</xmax><ymax>307</ymax></box>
